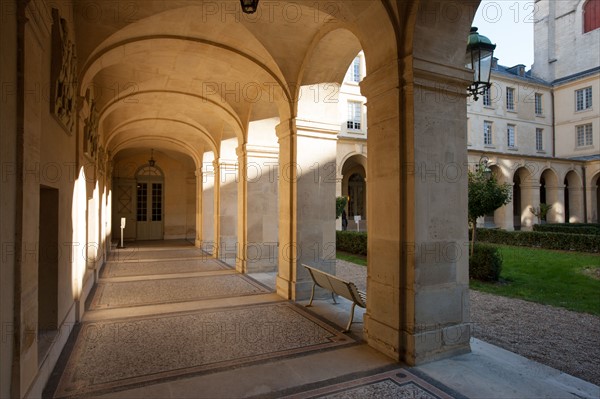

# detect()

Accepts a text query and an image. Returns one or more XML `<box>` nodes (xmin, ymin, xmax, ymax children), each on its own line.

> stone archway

<box><xmin>540</xmin><ymin>168</ymin><xmax>560</xmax><ymax>223</ymax></box>
<box><xmin>341</xmin><ymin>154</ymin><xmax>368</xmax><ymax>230</ymax></box>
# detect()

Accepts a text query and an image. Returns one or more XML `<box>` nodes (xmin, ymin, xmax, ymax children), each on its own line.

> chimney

<box><xmin>492</xmin><ymin>57</ymin><xmax>498</xmax><ymax>70</ymax></box>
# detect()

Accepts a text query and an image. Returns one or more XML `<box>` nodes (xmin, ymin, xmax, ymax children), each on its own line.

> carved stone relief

<box><xmin>50</xmin><ymin>8</ymin><xmax>78</xmax><ymax>135</ymax></box>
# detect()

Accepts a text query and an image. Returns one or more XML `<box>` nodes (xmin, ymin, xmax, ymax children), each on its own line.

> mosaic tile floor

<box><xmin>53</xmin><ymin>303</ymin><xmax>354</xmax><ymax>398</ymax></box>
<box><xmin>102</xmin><ymin>258</ymin><xmax>229</xmax><ymax>278</ymax></box>
<box><xmin>281</xmin><ymin>369</ymin><xmax>455</xmax><ymax>399</ymax></box>
<box><xmin>109</xmin><ymin>248</ymin><xmax>209</xmax><ymax>262</ymax></box>
<box><xmin>90</xmin><ymin>274</ymin><xmax>271</xmax><ymax>309</ymax></box>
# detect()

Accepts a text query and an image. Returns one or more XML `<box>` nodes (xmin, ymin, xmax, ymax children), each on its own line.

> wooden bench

<box><xmin>303</xmin><ymin>264</ymin><xmax>366</xmax><ymax>332</ymax></box>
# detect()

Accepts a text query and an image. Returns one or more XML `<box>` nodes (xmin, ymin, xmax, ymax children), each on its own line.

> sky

<box><xmin>472</xmin><ymin>0</ymin><xmax>535</xmax><ymax>68</ymax></box>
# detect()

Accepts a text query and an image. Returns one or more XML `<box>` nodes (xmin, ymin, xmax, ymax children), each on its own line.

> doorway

<box><xmin>136</xmin><ymin>165</ymin><xmax>164</xmax><ymax>240</ymax></box>
<box><xmin>38</xmin><ymin>186</ymin><xmax>59</xmax><ymax>360</ymax></box>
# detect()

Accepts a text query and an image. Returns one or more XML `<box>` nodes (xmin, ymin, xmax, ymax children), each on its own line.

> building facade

<box><xmin>335</xmin><ymin>0</ymin><xmax>600</xmax><ymax>231</ymax></box>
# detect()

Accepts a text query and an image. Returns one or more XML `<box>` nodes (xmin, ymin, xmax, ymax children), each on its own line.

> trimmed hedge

<box><xmin>470</xmin><ymin>243</ymin><xmax>502</xmax><ymax>281</ymax></box>
<box><xmin>533</xmin><ymin>223</ymin><xmax>600</xmax><ymax>236</ymax></box>
<box><xmin>336</xmin><ymin>231</ymin><xmax>367</xmax><ymax>256</ymax></box>
<box><xmin>475</xmin><ymin>228</ymin><xmax>599</xmax><ymax>253</ymax></box>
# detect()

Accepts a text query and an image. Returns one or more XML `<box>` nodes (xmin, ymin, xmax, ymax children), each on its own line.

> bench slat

<box><xmin>303</xmin><ymin>264</ymin><xmax>367</xmax><ymax>332</ymax></box>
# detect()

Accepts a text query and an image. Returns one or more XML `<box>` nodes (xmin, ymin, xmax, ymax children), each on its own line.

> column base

<box><xmin>276</xmin><ymin>275</ymin><xmax>316</xmax><ymax>301</ymax></box>
<box><xmin>365</xmin><ymin>314</ymin><xmax>471</xmax><ymax>365</ymax></box>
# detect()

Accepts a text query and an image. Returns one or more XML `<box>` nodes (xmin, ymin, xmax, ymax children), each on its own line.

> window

<box><xmin>535</xmin><ymin>93</ymin><xmax>543</xmax><ymax>115</ymax></box>
<box><xmin>136</xmin><ymin>183</ymin><xmax>147</xmax><ymax>222</ymax></box>
<box><xmin>584</xmin><ymin>0</ymin><xmax>600</xmax><ymax>33</ymax></box>
<box><xmin>483</xmin><ymin>87</ymin><xmax>492</xmax><ymax>106</ymax></box>
<box><xmin>347</xmin><ymin>101</ymin><xmax>362</xmax><ymax>130</ymax></box>
<box><xmin>576</xmin><ymin>87</ymin><xmax>593</xmax><ymax>111</ymax></box>
<box><xmin>507</xmin><ymin>124</ymin><xmax>516</xmax><ymax>148</ymax></box>
<box><xmin>536</xmin><ymin>128</ymin><xmax>544</xmax><ymax>151</ymax></box>
<box><xmin>350</xmin><ymin>56</ymin><xmax>361</xmax><ymax>82</ymax></box>
<box><xmin>576</xmin><ymin>124</ymin><xmax>593</xmax><ymax>147</ymax></box>
<box><xmin>506</xmin><ymin>87</ymin><xmax>515</xmax><ymax>111</ymax></box>
<box><xmin>152</xmin><ymin>183</ymin><xmax>162</xmax><ymax>221</ymax></box>
<box><xmin>484</xmin><ymin>121</ymin><xmax>493</xmax><ymax>145</ymax></box>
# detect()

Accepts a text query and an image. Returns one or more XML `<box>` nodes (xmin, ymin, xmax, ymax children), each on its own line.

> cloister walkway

<box><xmin>43</xmin><ymin>241</ymin><xmax>598</xmax><ymax>398</ymax></box>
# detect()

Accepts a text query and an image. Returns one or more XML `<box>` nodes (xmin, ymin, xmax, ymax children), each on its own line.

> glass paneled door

<box><xmin>136</xmin><ymin>165</ymin><xmax>164</xmax><ymax>240</ymax></box>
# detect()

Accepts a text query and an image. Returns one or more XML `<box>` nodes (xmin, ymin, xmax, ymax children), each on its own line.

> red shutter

<box><xmin>584</xmin><ymin>0</ymin><xmax>600</xmax><ymax>33</ymax></box>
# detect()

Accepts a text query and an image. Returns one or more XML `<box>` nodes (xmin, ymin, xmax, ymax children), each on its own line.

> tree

<box><xmin>336</xmin><ymin>196</ymin><xmax>348</xmax><ymax>219</ymax></box>
<box><xmin>530</xmin><ymin>203</ymin><xmax>553</xmax><ymax>224</ymax></box>
<box><xmin>468</xmin><ymin>168</ymin><xmax>511</xmax><ymax>255</ymax></box>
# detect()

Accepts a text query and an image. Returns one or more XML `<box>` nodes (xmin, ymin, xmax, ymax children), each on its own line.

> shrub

<box><xmin>475</xmin><ymin>228</ymin><xmax>599</xmax><ymax>253</ymax></box>
<box><xmin>336</xmin><ymin>231</ymin><xmax>367</xmax><ymax>256</ymax></box>
<box><xmin>469</xmin><ymin>243</ymin><xmax>502</xmax><ymax>281</ymax></box>
<box><xmin>533</xmin><ymin>223</ymin><xmax>600</xmax><ymax>236</ymax></box>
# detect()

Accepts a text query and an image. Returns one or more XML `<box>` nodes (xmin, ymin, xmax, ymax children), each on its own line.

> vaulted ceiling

<box><xmin>73</xmin><ymin>1</ymin><xmax>394</xmax><ymax>165</ymax></box>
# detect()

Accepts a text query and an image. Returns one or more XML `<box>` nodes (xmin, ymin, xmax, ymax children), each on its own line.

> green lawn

<box><xmin>337</xmin><ymin>245</ymin><xmax>600</xmax><ymax>315</ymax></box>
<box><xmin>470</xmin><ymin>245</ymin><xmax>600</xmax><ymax>316</ymax></box>
<box><xmin>336</xmin><ymin>251</ymin><xmax>367</xmax><ymax>267</ymax></box>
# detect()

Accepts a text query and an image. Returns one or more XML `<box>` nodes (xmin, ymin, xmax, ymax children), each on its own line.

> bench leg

<box><xmin>306</xmin><ymin>283</ymin><xmax>316</xmax><ymax>307</ymax></box>
<box><xmin>343</xmin><ymin>302</ymin><xmax>357</xmax><ymax>333</ymax></box>
<box><xmin>331</xmin><ymin>292</ymin><xmax>338</xmax><ymax>304</ymax></box>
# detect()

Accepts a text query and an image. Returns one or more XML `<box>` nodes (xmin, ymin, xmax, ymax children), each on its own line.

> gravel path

<box><xmin>336</xmin><ymin>259</ymin><xmax>600</xmax><ymax>386</ymax></box>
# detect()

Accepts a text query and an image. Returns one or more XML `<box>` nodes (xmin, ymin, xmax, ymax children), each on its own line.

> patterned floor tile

<box><xmin>53</xmin><ymin>302</ymin><xmax>354</xmax><ymax>398</ymax></box>
<box><xmin>282</xmin><ymin>369</ymin><xmax>456</xmax><ymax>399</ymax></box>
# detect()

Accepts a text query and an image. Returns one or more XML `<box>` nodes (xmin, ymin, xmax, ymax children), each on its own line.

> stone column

<box><xmin>361</xmin><ymin>57</ymin><xmax>472</xmax><ymax>365</ymax></box>
<box><xmin>219</xmin><ymin>159</ymin><xmax>238</xmax><ymax>266</ymax></box>
<box><xmin>236</xmin><ymin>146</ymin><xmax>248</xmax><ymax>273</ymax></box>
<box><xmin>195</xmin><ymin>169</ymin><xmax>203</xmax><ymax>248</ymax></box>
<box><xmin>245</xmin><ymin>145</ymin><xmax>279</xmax><ymax>273</ymax></box>
<box><xmin>545</xmin><ymin>184</ymin><xmax>563</xmax><ymax>223</ymax></box>
<box><xmin>201</xmin><ymin>162</ymin><xmax>216</xmax><ymax>255</ymax></box>
<box><xmin>212</xmin><ymin>160</ymin><xmax>221</xmax><ymax>257</ymax></box>
<box><xmin>276</xmin><ymin>118</ymin><xmax>338</xmax><ymax>300</ymax></box>
<box><xmin>520</xmin><ymin>182</ymin><xmax>541</xmax><ymax>230</ymax></box>
<box><xmin>568</xmin><ymin>186</ymin><xmax>584</xmax><ymax>223</ymax></box>
<box><xmin>494</xmin><ymin>183</ymin><xmax>514</xmax><ymax>230</ymax></box>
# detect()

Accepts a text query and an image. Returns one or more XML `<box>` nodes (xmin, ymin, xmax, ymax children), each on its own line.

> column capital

<box><xmin>246</xmin><ymin>144</ymin><xmax>279</xmax><ymax>160</ymax></box>
<box><xmin>276</xmin><ymin>118</ymin><xmax>339</xmax><ymax>141</ymax></box>
<box><xmin>236</xmin><ymin>144</ymin><xmax>247</xmax><ymax>158</ymax></box>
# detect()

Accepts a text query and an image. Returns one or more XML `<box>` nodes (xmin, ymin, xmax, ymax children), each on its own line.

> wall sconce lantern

<box><xmin>149</xmin><ymin>149</ymin><xmax>156</xmax><ymax>167</ymax></box>
<box><xmin>477</xmin><ymin>155</ymin><xmax>492</xmax><ymax>180</ymax></box>
<box><xmin>240</xmin><ymin>0</ymin><xmax>259</xmax><ymax>14</ymax></box>
<box><xmin>466</xmin><ymin>27</ymin><xmax>496</xmax><ymax>101</ymax></box>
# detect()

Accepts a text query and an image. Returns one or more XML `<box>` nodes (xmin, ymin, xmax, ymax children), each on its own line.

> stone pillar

<box><xmin>545</xmin><ymin>184</ymin><xmax>563</xmax><ymax>223</ymax></box>
<box><xmin>494</xmin><ymin>183</ymin><xmax>514</xmax><ymax>230</ymax></box>
<box><xmin>361</xmin><ymin>57</ymin><xmax>472</xmax><ymax>365</ymax></box>
<box><xmin>520</xmin><ymin>183</ymin><xmax>541</xmax><ymax>230</ymax></box>
<box><xmin>195</xmin><ymin>169</ymin><xmax>203</xmax><ymax>247</ymax></box>
<box><xmin>568</xmin><ymin>186</ymin><xmax>584</xmax><ymax>223</ymax></box>
<box><xmin>212</xmin><ymin>160</ymin><xmax>221</xmax><ymax>257</ymax></box>
<box><xmin>236</xmin><ymin>146</ymin><xmax>248</xmax><ymax>273</ymax></box>
<box><xmin>245</xmin><ymin>145</ymin><xmax>279</xmax><ymax>273</ymax></box>
<box><xmin>219</xmin><ymin>159</ymin><xmax>238</xmax><ymax>266</ymax></box>
<box><xmin>276</xmin><ymin>119</ymin><xmax>337</xmax><ymax>300</ymax></box>
<box><xmin>201</xmin><ymin>162</ymin><xmax>216</xmax><ymax>255</ymax></box>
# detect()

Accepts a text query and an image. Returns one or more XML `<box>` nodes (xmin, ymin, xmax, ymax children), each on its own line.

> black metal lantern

<box><xmin>240</xmin><ymin>0</ymin><xmax>259</xmax><ymax>14</ymax></box>
<box><xmin>477</xmin><ymin>155</ymin><xmax>492</xmax><ymax>180</ymax></box>
<box><xmin>466</xmin><ymin>27</ymin><xmax>496</xmax><ymax>101</ymax></box>
<box><xmin>149</xmin><ymin>149</ymin><xmax>156</xmax><ymax>167</ymax></box>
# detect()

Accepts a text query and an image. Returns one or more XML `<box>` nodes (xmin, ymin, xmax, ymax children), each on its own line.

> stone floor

<box><xmin>44</xmin><ymin>241</ymin><xmax>599</xmax><ymax>399</ymax></box>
